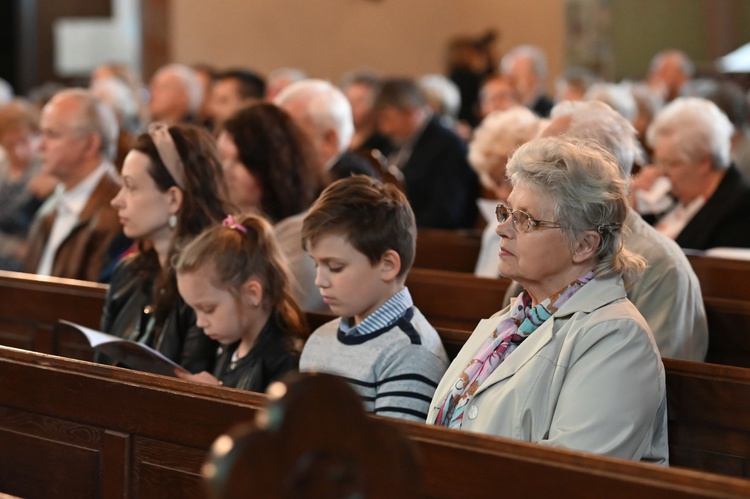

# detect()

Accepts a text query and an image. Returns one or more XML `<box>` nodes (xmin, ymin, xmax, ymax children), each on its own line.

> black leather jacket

<box><xmin>100</xmin><ymin>255</ymin><xmax>218</xmax><ymax>373</ymax></box>
<box><xmin>213</xmin><ymin>314</ymin><xmax>300</xmax><ymax>392</ymax></box>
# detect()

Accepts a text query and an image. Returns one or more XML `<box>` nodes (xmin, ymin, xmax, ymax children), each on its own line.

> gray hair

<box><xmin>50</xmin><ymin>88</ymin><xmax>119</xmax><ymax>161</ymax></box>
<box><xmin>91</xmin><ymin>77</ymin><xmax>141</xmax><ymax>134</ymax></box>
<box><xmin>274</xmin><ymin>79</ymin><xmax>354</xmax><ymax>154</ymax></box>
<box><xmin>500</xmin><ymin>45</ymin><xmax>548</xmax><ymax>80</ymax></box>
<box><xmin>155</xmin><ymin>63</ymin><xmax>203</xmax><ymax>115</ymax></box>
<box><xmin>548</xmin><ymin>100</ymin><xmax>644</xmax><ymax>179</ymax></box>
<box><xmin>468</xmin><ymin>106</ymin><xmax>540</xmax><ymax>188</ymax></box>
<box><xmin>583</xmin><ymin>82</ymin><xmax>638</xmax><ymax>123</ymax></box>
<box><xmin>506</xmin><ymin>136</ymin><xmax>646</xmax><ymax>285</ymax></box>
<box><xmin>419</xmin><ymin>74</ymin><xmax>461</xmax><ymax>120</ymax></box>
<box><xmin>646</xmin><ymin>96</ymin><xmax>734</xmax><ymax>169</ymax></box>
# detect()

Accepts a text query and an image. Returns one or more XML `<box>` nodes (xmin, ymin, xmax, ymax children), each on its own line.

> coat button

<box><xmin>468</xmin><ymin>405</ymin><xmax>478</xmax><ymax>420</ymax></box>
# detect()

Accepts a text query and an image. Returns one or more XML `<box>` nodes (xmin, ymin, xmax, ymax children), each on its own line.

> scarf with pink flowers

<box><xmin>434</xmin><ymin>271</ymin><xmax>595</xmax><ymax>429</ymax></box>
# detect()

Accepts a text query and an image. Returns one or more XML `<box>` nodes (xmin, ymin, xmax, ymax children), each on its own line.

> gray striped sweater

<box><xmin>300</xmin><ymin>307</ymin><xmax>450</xmax><ymax>422</ymax></box>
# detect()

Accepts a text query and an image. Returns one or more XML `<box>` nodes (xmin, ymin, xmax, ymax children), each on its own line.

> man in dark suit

<box><xmin>647</xmin><ymin>96</ymin><xmax>750</xmax><ymax>250</ymax></box>
<box><xmin>24</xmin><ymin>89</ymin><xmax>126</xmax><ymax>282</ymax></box>
<box><xmin>374</xmin><ymin>78</ymin><xmax>479</xmax><ymax>230</ymax></box>
<box><xmin>274</xmin><ymin>79</ymin><xmax>378</xmax><ymax>185</ymax></box>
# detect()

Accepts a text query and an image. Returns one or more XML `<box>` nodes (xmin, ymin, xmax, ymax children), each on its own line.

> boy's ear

<box><xmin>379</xmin><ymin>249</ymin><xmax>402</xmax><ymax>283</ymax></box>
<box><xmin>242</xmin><ymin>279</ymin><xmax>264</xmax><ymax>308</ymax></box>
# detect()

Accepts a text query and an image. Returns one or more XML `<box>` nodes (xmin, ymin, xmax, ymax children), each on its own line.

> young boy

<box><xmin>300</xmin><ymin>175</ymin><xmax>449</xmax><ymax>422</ymax></box>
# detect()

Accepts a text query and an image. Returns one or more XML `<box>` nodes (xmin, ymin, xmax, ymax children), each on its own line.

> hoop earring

<box><xmin>168</xmin><ymin>214</ymin><xmax>178</xmax><ymax>229</ymax></box>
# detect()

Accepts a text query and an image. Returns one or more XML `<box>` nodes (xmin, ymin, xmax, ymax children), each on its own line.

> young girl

<box><xmin>175</xmin><ymin>213</ymin><xmax>308</xmax><ymax>391</ymax></box>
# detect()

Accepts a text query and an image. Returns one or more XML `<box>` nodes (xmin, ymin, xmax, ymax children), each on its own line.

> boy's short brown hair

<box><xmin>301</xmin><ymin>175</ymin><xmax>416</xmax><ymax>279</ymax></box>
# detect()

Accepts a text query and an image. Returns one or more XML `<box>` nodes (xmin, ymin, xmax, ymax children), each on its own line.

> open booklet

<box><xmin>59</xmin><ymin>320</ymin><xmax>189</xmax><ymax>377</ymax></box>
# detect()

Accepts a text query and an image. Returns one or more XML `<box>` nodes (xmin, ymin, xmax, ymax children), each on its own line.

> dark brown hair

<box><xmin>221</xmin><ymin>103</ymin><xmax>323</xmax><ymax>222</ymax></box>
<box><xmin>301</xmin><ymin>175</ymin><xmax>416</xmax><ymax>279</ymax></box>
<box><xmin>130</xmin><ymin>123</ymin><xmax>229</xmax><ymax>327</ymax></box>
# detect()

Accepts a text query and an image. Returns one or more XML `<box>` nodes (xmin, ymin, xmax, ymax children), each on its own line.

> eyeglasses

<box><xmin>495</xmin><ymin>203</ymin><xmax>563</xmax><ymax>232</ymax></box>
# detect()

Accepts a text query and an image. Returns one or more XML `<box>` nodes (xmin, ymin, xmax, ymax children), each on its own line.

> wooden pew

<box><xmin>3</xmin><ymin>346</ymin><xmax>750</xmax><ymax>499</ymax></box>
<box><xmin>414</xmin><ymin>228</ymin><xmax>483</xmax><ymax>273</ymax></box>
<box><xmin>665</xmin><ymin>358</ymin><xmax>750</xmax><ymax>478</ymax></box>
<box><xmin>4</xmin><ymin>271</ymin><xmax>750</xmax><ymax>480</ymax></box>
<box><xmin>703</xmin><ymin>298</ymin><xmax>750</xmax><ymax>367</ymax></box>
<box><xmin>3</xmin><ymin>269</ymin><xmax>750</xmax><ymax>369</ymax></box>
<box><xmin>406</xmin><ymin>267</ymin><xmax>510</xmax><ymax>331</ymax></box>
<box><xmin>0</xmin><ymin>270</ymin><xmax>107</xmax><ymax>360</ymax></box>
<box><xmin>686</xmin><ymin>253</ymin><xmax>750</xmax><ymax>302</ymax></box>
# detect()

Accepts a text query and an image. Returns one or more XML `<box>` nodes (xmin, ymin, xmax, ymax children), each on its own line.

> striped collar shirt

<box><xmin>339</xmin><ymin>287</ymin><xmax>413</xmax><ymax>337</ymax></box>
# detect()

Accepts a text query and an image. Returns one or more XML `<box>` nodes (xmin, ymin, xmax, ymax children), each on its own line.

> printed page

<box><xmin>59</xmin><ymin>320</ymin><xmax>188</xmax><ymax>377</ymax></box>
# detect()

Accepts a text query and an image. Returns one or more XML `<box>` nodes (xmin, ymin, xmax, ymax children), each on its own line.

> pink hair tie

<box><xmin>222</xmin><ymin>215</ymin><xmax>248</xmax><ymax>233</ymax></box>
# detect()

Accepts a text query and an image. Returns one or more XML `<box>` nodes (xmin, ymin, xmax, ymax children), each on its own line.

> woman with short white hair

<box><xmin>468</xmin><ymin>106</ymin><xmax>545</xmax><ymax>277</ymax></box>
<box><xmin>429</xmin><ymin>136</ymin><xmax>668</xmax><ymax>464</ymax></box>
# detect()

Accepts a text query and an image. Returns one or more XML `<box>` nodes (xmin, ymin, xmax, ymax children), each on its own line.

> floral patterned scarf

<box><xmin>434</xmin><ymin>271</ymin><xmax>595</xmax><ymax>429</ymax></box>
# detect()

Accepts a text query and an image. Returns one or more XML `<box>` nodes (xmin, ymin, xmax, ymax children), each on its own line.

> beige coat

<box><xmin>427</xmin><ymin>276</ymin><xmax>669</xmax><ymax>464</ymax></box>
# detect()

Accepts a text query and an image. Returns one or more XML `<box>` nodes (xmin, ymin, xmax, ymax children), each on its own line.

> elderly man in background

<box><xmin>537</xmin><ymin>100</ymin><xmax>707</xmax><ymax>361</ymax></box>
<box><xmin>500</xmin><ymin>45</ymin><xmax>554</xmax><ymax>117</ymax></box>
<box><xmin>148</xmin><ymin>63</ymin><xmax>204</xmax><ymax>126</ymax></box>
<box><xmin>275</xmin><ymin>79</ymin><xmax>378</xmax><ymax>185</ymax></box>
<box><xmin>24</xmin><ymin>89</ymin><xmax>125</xmax><ymax>282</ymax></box>
<box><xmin>374</xmin><ymin>78</ymin><xmax>479</xmax><ymax>229</ymax></box>
<box><xmin>647</xmin><ymin>97</ymin><xmax>750</xmax><ymax>250</ymax></box>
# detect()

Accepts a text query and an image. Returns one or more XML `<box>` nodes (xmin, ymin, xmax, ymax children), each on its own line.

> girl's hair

<box><xmin>175</xmin><ymin>213</ymin><xmax>308</xmax><ymax>338</ymax></box>
<box><xmin>506</xmin><ymin>136</ymin><xmax>646</xmax><ymax>287</ymax></box>
<box><xmin>221</xmin><ymin>103</ymin><xmax>323</xmax><ymax>222</ymax></box>
<box><xmin>129</xmin><ymin>123</ymin><xmax>229</xmax><ymax>327</ymax></box>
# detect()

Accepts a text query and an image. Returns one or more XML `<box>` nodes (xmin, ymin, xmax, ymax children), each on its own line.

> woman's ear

<box><xmin>242</xmin><ymin>279</ymin><xmax>264</xmax><ymax>308</ymax></box>
<box><xmin>166</xmin><ymin>186</ymin><xmax>184</xmax><ymax>215</ymax></box>
<box><xmin>379</xmin><ymin>249</ymin><xmax>402</xmax><ymax>283</ymax></box>
<box><xmin>572</xmin><ymin>231</ymin><xmax>600</xmax><ymax>264</ymax></box>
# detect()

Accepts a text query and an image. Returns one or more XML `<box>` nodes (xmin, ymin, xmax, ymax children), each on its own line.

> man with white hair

<box><xmin>647</xmin><ymin>96</ymin><xmax>750</xmax><ymax>249</ymax></box>
<box><xmin>24</xmin><ymin>89</ymin><xmax>125</xmax><ymax>282</ymax></box>
<box><xmin>499</xmin><ymin>100</ymin><xmax>708</xmax><ymax>361</ymax></box>
<box><xmin>275</xmin><ymin>78</ymin><xmax>377</xmax><ymax>184</ymax></box>
<box><xmin>148</xmin><ymin>63</ymin><xmax>203</xmax><ymax>126</ymax></box>
<box><xmin>500</xmin><ymin>45</ymin><xmax>554</xmax><ymax>117</ymax></box>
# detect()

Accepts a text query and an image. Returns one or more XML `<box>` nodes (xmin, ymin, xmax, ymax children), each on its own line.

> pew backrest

<box><xmin>2</xmin><ymin>346</ymin><xmax>750</xmax><ymax>499</ymax></box>
<box><xmin>414</xmin><ymin>228</ymin><xmax>483</xmax><ymax>273</ymax></box>
<box><xmin>687</xmin><ymin>254</ymin><xmax>750</xmax><ymax>302</ymax></box>
<box><xmin>406</xmin><ymin>267</ymin><xmax>510</xmax><ymax>331</ymax></box>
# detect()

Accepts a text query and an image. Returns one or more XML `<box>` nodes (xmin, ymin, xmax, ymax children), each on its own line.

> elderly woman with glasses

<box><xmin>428</xmin><ymin>136</ymin><xmax>668</xmax><ymax>464</ymax></box>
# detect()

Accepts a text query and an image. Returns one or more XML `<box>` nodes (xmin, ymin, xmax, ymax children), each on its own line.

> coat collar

<box><xmin>445</xmin><ymin>276</ymin><xmax>626</xmax><ymax>398</ymax></box>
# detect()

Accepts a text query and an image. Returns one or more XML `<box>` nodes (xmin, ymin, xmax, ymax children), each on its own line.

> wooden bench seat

<box><xmin>3</xmin><ymin>271</ymin><xmax>750</xmax><ymax>480</ymax></box>
<box><xmin>2</xmin><ymin>346</ymin><xmax>750</xmax><ymax>498</ymax></box>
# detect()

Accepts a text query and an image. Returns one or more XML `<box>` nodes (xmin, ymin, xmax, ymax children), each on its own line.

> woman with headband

<box><xmin>101</xmin><ymin>122</ymin><xmax>229</xmax><ymax>373</ymax></box>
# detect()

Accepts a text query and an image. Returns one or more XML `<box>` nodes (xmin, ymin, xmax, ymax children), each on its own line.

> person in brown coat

<box><xmin>24</xmin><ymin>88</ymin><xmax>125</xmax><ymax>282</ymax></box>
